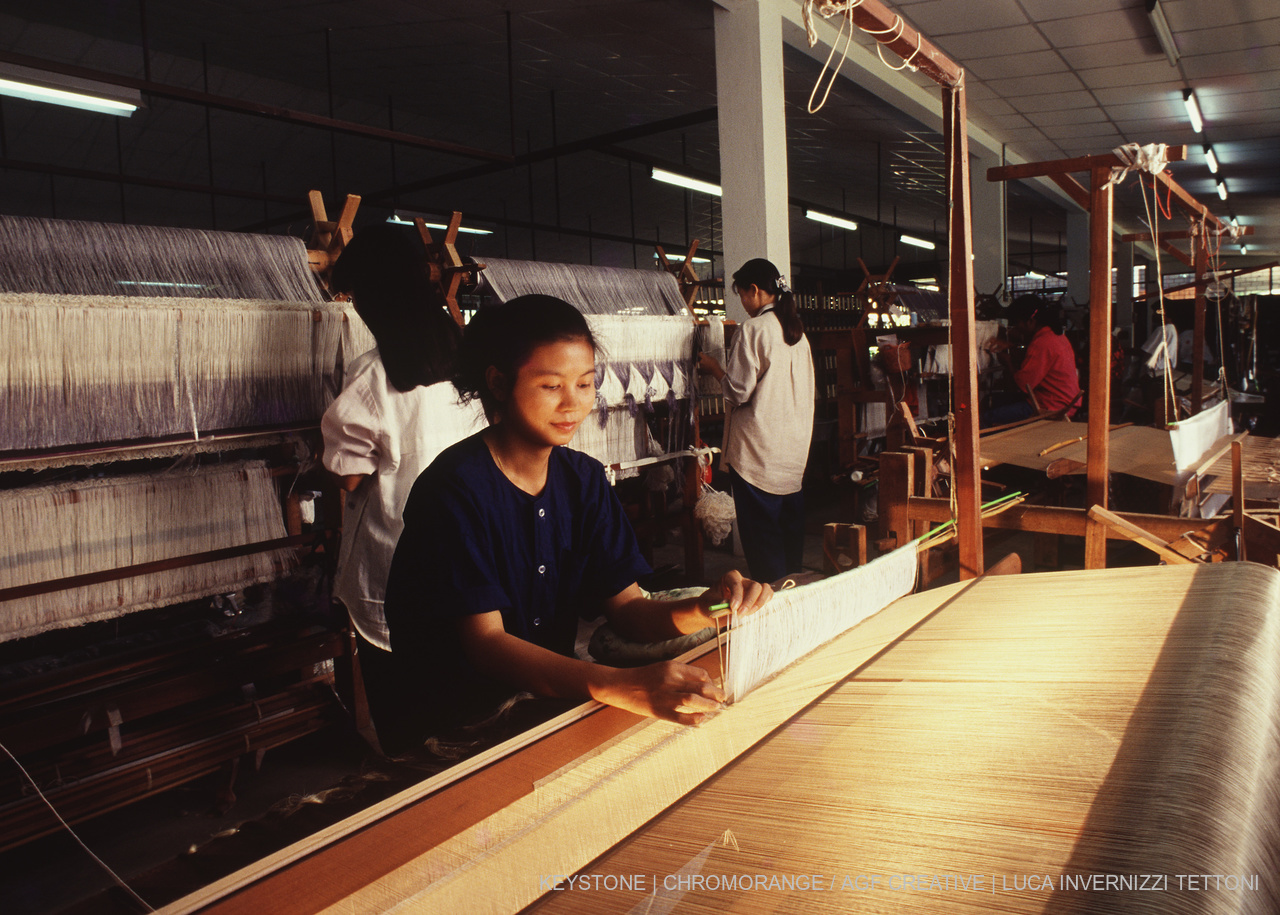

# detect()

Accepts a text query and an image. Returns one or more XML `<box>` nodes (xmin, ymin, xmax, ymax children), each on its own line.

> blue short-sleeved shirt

<box><xmin>383</xmin><ymin>431</ymin><xmax>651</xmax><ymax>733</ymax></box>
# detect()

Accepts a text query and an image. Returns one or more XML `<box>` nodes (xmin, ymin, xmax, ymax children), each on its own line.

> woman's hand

<box><xmin>701</xmin><ymin>569</ymin><xmax>773</xmax><ymax>621</ymax></box>
<box><xmin>592</xmin><ymin>660</ymin><xmax>725</xmax><ymax>726</ymax></box>
<box><xmin>697</xmin><ymin>351</ymin><xmax>725</xmax><ymax>380</ymax></box>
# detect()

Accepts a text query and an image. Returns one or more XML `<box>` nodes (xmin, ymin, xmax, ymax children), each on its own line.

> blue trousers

<box><xmin>729</xmin><ymin>469</ymin><xmax>805</xmax><ymax>586</ymax></box>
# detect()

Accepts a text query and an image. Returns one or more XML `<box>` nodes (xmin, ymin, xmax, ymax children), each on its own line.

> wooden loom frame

<box><xmin>909</xmin><ymin>146</ymin><xmax>1243</xmax><ymax>570</ymax></box>
<box><xmin>0</xmin><ymin>211</ymin><xmax>364</xmax><ymax>851</ymax></box>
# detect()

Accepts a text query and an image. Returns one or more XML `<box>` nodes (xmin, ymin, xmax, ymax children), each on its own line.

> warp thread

<box><xmin>0</xmin><ymin>460</ymin><xmax>293</xmax><ymax>642</ymax></box>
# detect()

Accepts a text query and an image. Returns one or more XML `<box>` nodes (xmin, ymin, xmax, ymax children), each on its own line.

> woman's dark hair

<box><xmin>329</xmin><ymin>222</ymin><xmax>462</xmax><ymax>392</ymax></box>
<box><xmin>732</xmin><ymin>257</ymin><xmax>804</xmax><ymax>345</ymax></box>
<box><xmin>1007</xmin><ymin>293</ymin><xmax>1064</xmax><ymax>335</ymax></box>
<box><xmin>455</xmin><ymin>294</ymin><xmax>597</xmax><ymax>420</ymax></box>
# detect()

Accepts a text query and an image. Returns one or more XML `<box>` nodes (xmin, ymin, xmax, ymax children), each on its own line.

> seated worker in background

<box><xmin>321</xmin><ymin>223</ymin><xmax>487</xmax><ymax>754</ymax></box>
<box><xmin>983</xmin><ymin>294</ymin><xmax>1081</xmax><ymax>428</ymax></box>
<box><xmin>382</xmin><ymin>295</ymin><xmax>773</xmax><ymax>751</ymax></box>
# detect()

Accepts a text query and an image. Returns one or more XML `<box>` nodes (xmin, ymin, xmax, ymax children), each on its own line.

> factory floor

<box><xmin>1</xmin><ymin>476</ymin><xmax>1148</xmax><ymax>915</ymax></box>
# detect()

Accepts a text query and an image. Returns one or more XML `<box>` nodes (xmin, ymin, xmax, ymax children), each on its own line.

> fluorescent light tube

<box><xmin>386</xmin><ymin>214</ymin><xmax>492</xmax><ymax>235</ymax></box>
<box><xmin>900</xmin><ymin>234</ymin><xmax>936</xmax><ymax>250</ymax></box>
<box><xmin>651</xmin><ymin>167</ymin><xmax>722</xmax><ymax>197</ymax></box>
<box><xmin>1204</xmin><ymin>145</ymin><xmax>1219</xmax><ymax>174</ymax></box>
<box><xmin>1183</xmin><ymin>89</ymin><xmax>1203</xmax><ymax>134</ymax></box>
<box><xmin>653</xmin><ymin>252</ymin><xmax>710</xmax><ymax>264</ymax></box>
<box><xmin>1216</xmin><ymin>180</ymin><xmax>1228</xmax><ymax>201</ymax></box>
<box><xmin>0</xmin><ymin>73</ymin><xmax>138</xmax><ymax>117</ymax></box>
<box><xmin>805</xmin><ymin>209</ymin><xmax>858</xmax><ymax>231</ymax></box>
<box><xmin>1146</xmin><ymin>0</ymin><xmax>1180</xmax><ymax>66</ymax></box>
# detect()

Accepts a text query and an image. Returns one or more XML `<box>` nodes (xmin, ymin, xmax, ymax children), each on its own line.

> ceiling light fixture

<box><xmin>805</xmin><ymin>209</ymin><xmax>858</xmax><ymax>232</ymax></box>
<box><xmin>651</xmin><ymin>167</ymin><xmax>722</xmax><ymax>198</ymax></box>
<box><xmin>900</xmin><ymin>234</ymin><xmax>936</xmax><ymax>250</ymax></box>
<box><xmin>386</xmin><ymin>214</ymin><xmax>492</xmax><ymax>235</ymax></box>
<box><xmin>1240</xmin><ymin>244</ymin><xmax>1249</xmax><ymax>255</ymax></box>
<box><xmin>0</xmin><ymin>63</ymin><xmax>140</xmax><ymax>117</ymax></box>
<box><xmin>1183</xmin><ymin>89</ymin><xmax>1203</xmax><ymax>134</ymax></box>
<box><xmin>1203</xmin><ymin>145</ymin><xmax>1219</xmax><ymax>174</ymax></box>
<box><xmin>1216</xmin><ymin>180</ymin><xmax>1228</xmax><ymax>201</ymax></box>
<box><xmin>652</xmin><ymin>252</ymin><xmax>710</xmax><ymax>265</ymax></box>
<box><xmin>1146</xmin><ymin>0</ymin><xmax>1180</xmax><ymax>67</ymax></box>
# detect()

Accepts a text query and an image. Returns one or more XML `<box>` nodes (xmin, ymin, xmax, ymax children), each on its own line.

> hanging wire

<box><xmin>1138</xmin><ymin>171</ymin><xmax>1178</xmax><ymax>420</ymax></box>
<box><xmin>0</xmin><ymin>739</ymin><xmax>155</xmax><ymax>912</ymax></box>
<box><xmin>807</xmin><ymin>4</ymin><xmax>858</xmax><ymax>113</ymax></box>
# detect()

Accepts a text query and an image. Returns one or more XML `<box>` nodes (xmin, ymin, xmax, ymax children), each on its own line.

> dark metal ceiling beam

<box><xmin>0</xmin><ymin>49</ymin><xmax>510</xmax><ymax>164</ymax></box>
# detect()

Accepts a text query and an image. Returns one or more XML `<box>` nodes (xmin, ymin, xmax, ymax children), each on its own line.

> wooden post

<box><xmin>822</xmin><ymin>522</ymin><xmax>867</xmax><ymax>574</ymax></box>
<box><xmin>943</xmin><ymin>82</ymin><xmax>983</xmax><ymax>579</ymax></box>
<box><xmin>878</xmin><ymin>451</ymin><xmax>914</xmax><ymax>551</ymax></box>
<box><xmin>905</xmin><ymin>445</ymin><xmax>936</xmax><ymax>583</ymax></box>
<box><xmin>1084</xmin><ymin>166</ymin><xmax>1114</xmax><ymax>570</ymax></box>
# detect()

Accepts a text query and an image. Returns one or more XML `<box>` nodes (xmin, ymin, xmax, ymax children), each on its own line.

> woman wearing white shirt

<box><xmin>698</xmin><ymin>258</ymin><xmax>816</xmax><ymax>584</ymax></box>
<box><xmin>321</xmin><ymin>223</ymin><xmax>485</xmax><ymax>753</ymax></box>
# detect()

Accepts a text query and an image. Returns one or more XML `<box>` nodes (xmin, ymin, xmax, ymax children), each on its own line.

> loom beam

<box><xmin>306</xmin><ymin>190</ymin><xmax>361</xmax><ymax>287</ymax></box>
<box><xmin>413</xmin><ymin>213</ymin><xmax>485</xmax><ymax>327</ymax></box>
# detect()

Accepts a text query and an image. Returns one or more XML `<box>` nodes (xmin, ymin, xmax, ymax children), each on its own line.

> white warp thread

<box><xmin>0</xmin><ymin>293</ymin><xmax>351</xmax><ymax>451</ymax></box>
<box><xmin>1169</xmin><ymin>398</ymin><xmax>1232</xmax><ymax>472</ymax></box>
<box><xmin>0</xmin><ymin>461</ymin><xmax>292</xmax><ymax>641</ymax></box>
<box><xmin>480</xmin><ymin>257</ymin><xmax>688</xmax><ymax>316</ymax></box>
<box><xmin>725</xmin><ymin>543</ymin><xmax>919</xmax><ymax>702</ymax></box>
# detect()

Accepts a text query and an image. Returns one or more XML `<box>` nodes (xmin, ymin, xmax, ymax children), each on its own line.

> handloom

<box><xmin>979</xmin><ymin>399</ymin><xmax>1238</xmax><ymax>487</ymax></box>
<box><xmin>0</xmin><ymin>214</ymin><xmax>368</xmax><ymax>459</ymax></box>
<box><xmin>0</xmin><ymin>212</ymin><xmax>349</xmax><ymax>850</ymax></box>
<box><xmin>158</xmin><ymin>556</ymin><xmax>1279</xmax><ymax>915</ymax></box>
<box><xmin>0</xmin><ymin>214</ymin><xmax>347</xmax><ymax>636</ymax></box>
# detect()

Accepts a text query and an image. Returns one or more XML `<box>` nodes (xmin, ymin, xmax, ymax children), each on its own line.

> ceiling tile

<box><xmin>1078</xmin><ymin>60</ymin><xmax>1186</xmax><ymax>91</ymax></box>
<box><xmin>1038</xmin><ymin>10</ymin><xmax>1148</xmax><ymax>49</ymax></box>
<box><xmin>1025</xmin><ymin>107</ymin><xmax>1111</xmax><ymax>128</ymax></box>
<box><xmin>1060</xmin><ymin>37</ymin><xmax>1168</xmax><ymax>72</ymax></box>
<box><xmin>1001</xmin><ymin>90</ymin><xmax>1100</xmax><ymax>113</ymax></box>
<box><xmin>1017</xmin><ymin>0</ymin><xmax>1133</xmax><ymax>20</ymax></box>
<box><xmin>982</xmin><ymin>71</ymin><xmax>1088</xmax><ymax>97</ymax></box>
<box><xmin>897</xmin><ymin>0</ymin><xmax>1029</xmax><ymax>35</ymax></box>
<box><xmin>965</xmin><ymin>50</ymin><xmax>1067</xmax><ymax>81</ymax></box>
<box><xmin>933</xmin><ymin>25</ymin><xmax>1050</xmax><ymax>60</ymax></box>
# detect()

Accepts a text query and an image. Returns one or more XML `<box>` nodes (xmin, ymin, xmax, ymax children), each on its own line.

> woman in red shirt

<box><xmin>983</xmin><ymin>295</ymin><xmax>1080</xmax><ymax>427</ymax></box>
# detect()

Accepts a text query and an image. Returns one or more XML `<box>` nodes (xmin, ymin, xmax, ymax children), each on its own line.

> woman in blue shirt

<box><xmin>383</xmin><ymin>295</ymin><xmax>771</xmax><ymax>749</ymax></box>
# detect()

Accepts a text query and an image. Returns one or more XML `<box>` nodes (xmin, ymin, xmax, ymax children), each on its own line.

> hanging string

<box><xmin>806</xmin><ymin>3</ymin><xmax>857</xmax><ymax>114</ymax></box>
<box><xmin>0</xmin><ymin>738</ymin><xmax>155</xmax><ymax>912</ymax></box>
<box><xmin>877</xmin><ymin>28</ymin><xmax>921</xmax><ymax>72</ymax></box>
<box><xmin>804</xmin><ymin>2</ymin><xmax>932</xmax><ymax>112</ymax></box>
<box><xmin>1201</xmin><ymin>218</ymin><xmax>1231</xmax><ymax>389</ymax></box>
<box><xmin>1138</xmin><ymin>173</ymin><xmax>1178</xmax><ymax>419</ymax></box>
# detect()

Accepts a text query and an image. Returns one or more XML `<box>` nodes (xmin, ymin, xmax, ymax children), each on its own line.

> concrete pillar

<box><xmin>970</xmin><ymin>147</ymin><xmax>1007</xmax><ymax>301</ymax></box>
<box><xmin>1066</xmin><ymin>210</ymin><xmax>1090</xmax><ymax>307</ymax></box>
<box><xmin>714</xmin><ymin>0</ymin><xmax>791</xmax><ymax>322</ymax></box>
